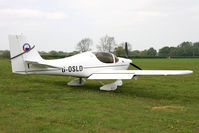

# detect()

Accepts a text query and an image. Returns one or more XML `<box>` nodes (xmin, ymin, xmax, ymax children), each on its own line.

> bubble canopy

<box><xmin>92</xmin><ymin>52</ymin><xmax>119</xmax><ymax>63</ymax></box>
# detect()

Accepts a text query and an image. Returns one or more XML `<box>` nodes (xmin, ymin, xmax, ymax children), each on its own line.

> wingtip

<box><xmin>183</xmin><ymin>70</ymin><xmax>193</xmax><ymax>75</ymax></box>
<box><xmin>188</xmin><ymin>70</ymin><xmax>193</xmax><ymax>74</ymax></box>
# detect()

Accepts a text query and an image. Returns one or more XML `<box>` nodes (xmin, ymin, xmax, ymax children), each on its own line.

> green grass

<box><xmin>0</xmin><ymin>58</ymin><xmax>199</xmax><ymax>133</ymax></box>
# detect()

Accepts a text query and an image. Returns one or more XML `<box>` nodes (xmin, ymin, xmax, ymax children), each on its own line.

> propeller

<box><xmin>125</xmin><ymin>42</ymin><xmax>128</xmax><ymax>58</ymax></box>
<box><xmin>130</xmin><ymin>62</ymin><xmax>142</xmax><ymax>70</ymax></box>
<box><xmin>124</xmin><ymin>42</ymin><xmax>142</xmax><ymax>70</ymax></box>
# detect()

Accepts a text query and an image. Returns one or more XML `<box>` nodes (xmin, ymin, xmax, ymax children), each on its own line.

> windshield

<box><xmin>114</xmin><ymin>55</ymin><xmax>119</xmax><ymax>63</ymax></box>
<box><xmin>93</xmin><ymin>52</ymin><xmax>114</xmax><ymax>63</ymax></box>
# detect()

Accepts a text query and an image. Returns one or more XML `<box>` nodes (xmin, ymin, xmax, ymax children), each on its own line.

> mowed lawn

<box><xmin>0</xmin><ymin>58</ymin><xmax>198</xmax><ymax>133</ymax></box>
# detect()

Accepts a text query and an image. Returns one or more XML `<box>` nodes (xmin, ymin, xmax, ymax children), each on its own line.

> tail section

<box><xmin>8</xmin><ymin>35</ymin><xmax>43</xmax><ymax>74</ymax></box>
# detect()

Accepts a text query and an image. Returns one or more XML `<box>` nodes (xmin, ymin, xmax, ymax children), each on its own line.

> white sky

<box><xmin>0</xmin><ymin>0</ymin><xmax>199</xmax><ymax>52</ymax></box>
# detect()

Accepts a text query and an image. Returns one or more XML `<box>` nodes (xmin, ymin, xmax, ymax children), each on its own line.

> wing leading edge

<box><xmin>88</xmin><ymin>70</ymin><xmax>193</xmax><ymax>79</ymax></box>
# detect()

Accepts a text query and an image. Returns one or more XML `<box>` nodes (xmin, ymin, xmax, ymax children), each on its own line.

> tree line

<box><xmin>76</xmin><ymin>35</ymin><xmax>199</xmax><ymax>57</ymax></box>
<box><xmin>1</xmin><ymin>35</ymin><xmax>199</xmax><ymax>59</ymax></box>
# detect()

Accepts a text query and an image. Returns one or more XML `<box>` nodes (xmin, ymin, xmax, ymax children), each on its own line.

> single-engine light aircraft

<box><xmin>8</xmin><ymin>35</ymin><xmax>193</xmax><ymax>91</ymax></box>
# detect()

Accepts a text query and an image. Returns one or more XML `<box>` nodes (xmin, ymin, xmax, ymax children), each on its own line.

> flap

<box><xmin>88</xmin><ymin>73</ymin><xmax>134</xmax><ymax>79</ymax></box>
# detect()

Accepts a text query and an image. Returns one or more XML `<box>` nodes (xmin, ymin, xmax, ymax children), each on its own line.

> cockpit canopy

<box><xmin>93</xmin><ymin>52</ymin><xmax>119</xmax><ymax>63</ymax></box>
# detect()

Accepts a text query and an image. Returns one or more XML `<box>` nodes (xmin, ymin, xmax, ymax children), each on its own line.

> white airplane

<box><xmin>8</xmin><ymin>35</ymin><xmax>193</xmax><ymax>91</ymax></box>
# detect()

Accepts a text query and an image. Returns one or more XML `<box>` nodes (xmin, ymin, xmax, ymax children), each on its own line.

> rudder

<box><xmin>8</xmin><ymin>35</ymin><xmax>42</xmax><ymax>74</ymax></box>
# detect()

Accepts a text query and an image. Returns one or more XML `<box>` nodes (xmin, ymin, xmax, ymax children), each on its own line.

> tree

<box><xmin>177</xmin><ymin>41</ymin><xmax>193</xmax><ymax>56</ymax></box>
<box><xmin>49</xmin><ymin>50</ymin><xmax>58</xmax><ymax>56</ymax></box>
<box><xmin>158</xmin><ymin>47</ymin><xmax>170</xmax><ymax>56</ymax></box>
<box><xmin>1</xmin><ymin>50</ymin><xmax>10</xmax><ymax>58</ymax></box>
<box><xmin>114</xmin><ymin>42</ymin><xmax>132</xmax><ymax>56</ymax></box>
<box><xmin>58</xmin><ymin>51</ymin><xmax>67</xmax><ymax>56</ymax></box>
<box><xmin>97</xmin><ymin>35</ymin><xmax>116</xmax><ymax>52</ymax></box>
<box><xmin>114</xmin><ymin>46</ymin><xmax>125</xmax><ymax>56</ymax></box>
<box><xmin>139</xmin><ymin>50</ymin><xmax>148</xmax><ymax>57</ymax></box>
<box><xmin>193</xmin><ymin>42</ymin><xmax>199</xmax><ymax>56</ymax></box>
<box><xmin>176</xmin><ymin>47</ymin><xmax>184</xmax><ymax>56</ymax></box>
<box><xmin>39</xmin><ymin>51</ymin><xmax>48</xmax><ymax>55</ymax></box>
<box><xmin>147</xmin><ymin>47</ymin><xmax>157</xmax><ymax>56</ymax></box>
<box><xmin>169</xmin><ymin>47</ymin><xmax>177</xmax><ymax>56</ymax></box>
<box><xmin>76</xmin><ymin>38</ymin><xmax>93</xmax><ymax>52</ymax></box>
<box><xmin>120</xmin><ymin>42</ymin><xmax>132</xmax><ymax>51</ymax></box>
<box><xmin>120</xmin><ymin>42</ymin><xmax>132</xmax><ymax>56</ymax></box>
<box><xmin>130</xmin><ymin>50</ymin><xmax>140</xmax><ymax>57</ymax></box>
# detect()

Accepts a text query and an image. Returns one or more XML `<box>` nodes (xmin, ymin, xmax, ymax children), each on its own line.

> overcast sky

<box><xmin>0</xmin><ymin>0</ymin><xmax>199</xmax><ymax>52</ymax></box>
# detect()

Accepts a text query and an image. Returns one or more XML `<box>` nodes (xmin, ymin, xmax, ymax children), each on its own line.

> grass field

<box><xmin>0</xmin><ymin>58</ymin><xmax>198</xmax><ymax>133</ymax></box>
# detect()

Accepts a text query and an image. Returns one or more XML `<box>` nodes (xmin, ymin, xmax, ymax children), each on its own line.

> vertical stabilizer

<box><xmin>8</xmin><ymin>35</ymin><xmax>42</xmax><ymax>74</ymax></box>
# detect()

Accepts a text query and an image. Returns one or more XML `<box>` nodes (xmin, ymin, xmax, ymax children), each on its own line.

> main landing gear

<box><xmin>97</xmin><ymin>79</ymin><xmax>123</xmax><ymax>91</ymax></box>
<box><xmin>68</xmin><ymin>78</ymin><xmax>122</xmax><ymax>91</ymax></box>
<box><xmin>67</xmin><ymin>77</ymin><xmax>86</xmax><ymax>86</ymax></box>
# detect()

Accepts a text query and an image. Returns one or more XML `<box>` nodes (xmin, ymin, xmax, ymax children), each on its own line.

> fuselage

<box><xmin>8</xmin><ymin>34</ymin><xmax>193</xmax><ymax>92</ymax></box>
<box><xmin>26</xmin><ymin>51</ymin><xmax>132</xmax><ymax>77</ymax></box>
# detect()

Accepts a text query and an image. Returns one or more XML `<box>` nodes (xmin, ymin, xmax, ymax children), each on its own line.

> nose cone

<box><xmin>127</xmin><ymin>59</ymin><xmax>132</xmax><ymax>63</ymax></box>
<box><xmin>124</xmin><ymin>58</ymin><xmax>132</xmax><ymax>64</ymax></box>
<box><xmin>119</xmin><ymin>57</ymin><xmax>132</xmax><ymax>64</ymax></box>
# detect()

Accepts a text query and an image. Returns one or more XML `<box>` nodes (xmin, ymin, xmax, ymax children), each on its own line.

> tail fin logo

<box><xmin>23</xmin><ymin>43</ymin><xmax>31</xmax><ymax>52</ymax></box>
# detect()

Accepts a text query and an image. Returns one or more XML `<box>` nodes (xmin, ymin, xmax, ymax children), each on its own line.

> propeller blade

<box><xmin>130</xmin><ymin>63</ymin><xmax>142</xmax><ymax>70</ymax></box>
<box><xmin>125</xmin><ymin>42</ymin><xmax>128</xmax><ymax>58</ymax></box>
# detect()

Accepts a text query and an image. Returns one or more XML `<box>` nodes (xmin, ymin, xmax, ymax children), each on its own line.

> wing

<box><xmin>88</xmin><ymin>70</ymin><xmax>193</xmax><ymax>79</ymax></box>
